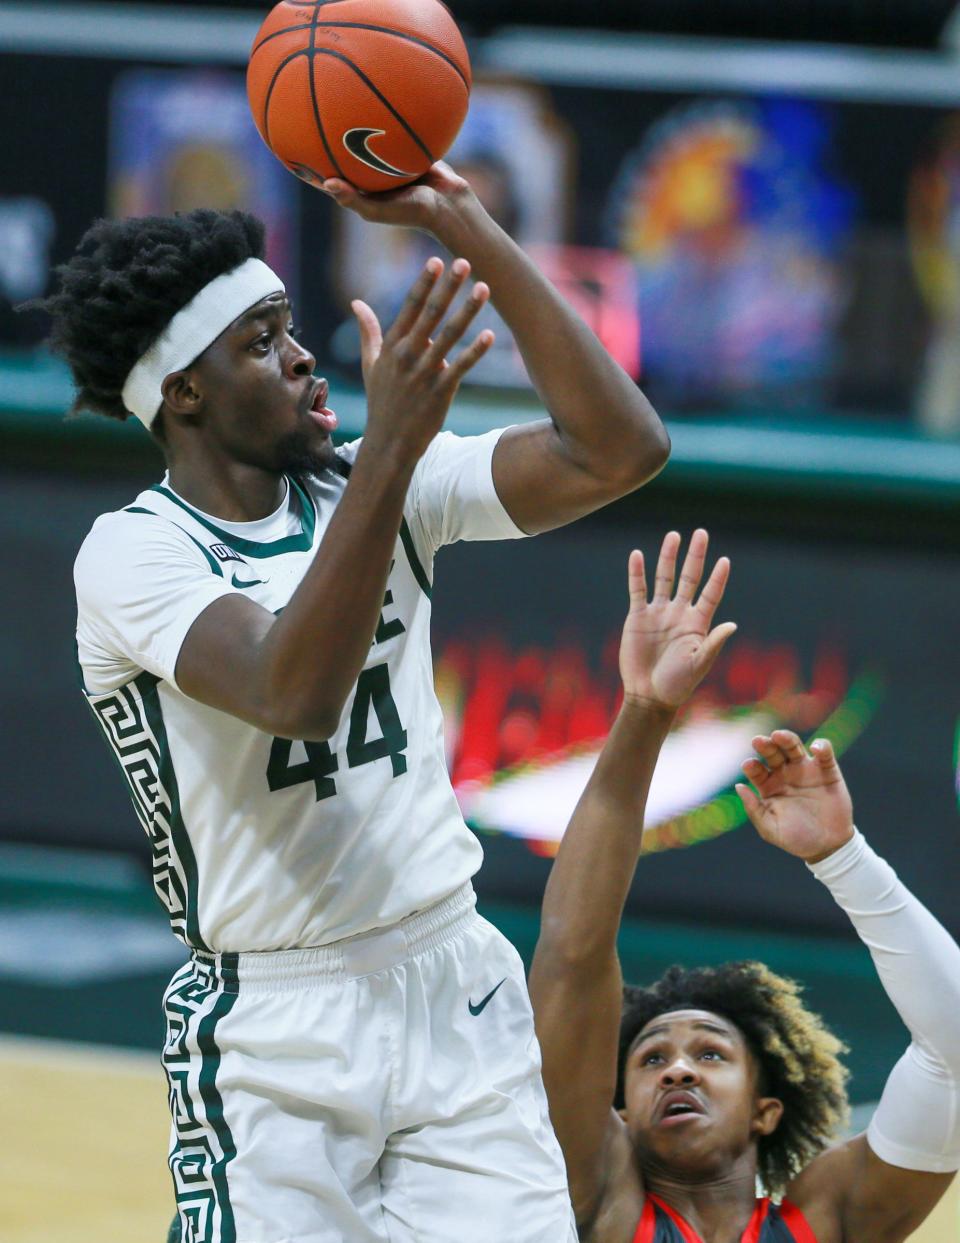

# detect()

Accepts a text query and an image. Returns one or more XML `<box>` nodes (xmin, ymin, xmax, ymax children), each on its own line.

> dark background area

<box><xmin>4</xmin><ymin>449</ymin><xmax>957</xmax><ymax>943</ymax></box>
<box><xmin>110</xmin><ymin>0</ymin><xmax>960</xmax><ymax>48</ymax></box>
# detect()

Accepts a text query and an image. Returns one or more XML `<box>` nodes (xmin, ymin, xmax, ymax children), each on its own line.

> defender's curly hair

<box><xmin>616</xmin><ymin>961</ymin><xmax>849</xmax><ymax>1196</ymax></box>
<box><xmin>30</xmin><ymin>209</ymin><xmax>265</xmax><ymax>425</ymax></box>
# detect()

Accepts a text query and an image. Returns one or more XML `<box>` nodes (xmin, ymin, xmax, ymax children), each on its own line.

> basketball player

<box><xmin>40</xmin><ymin>159</ymin><xmax>669</xmax><ymax>1243</ymax></box>
<box><xmin>531</xmin><ymin>530</ymin><xmax>960</xmax><ymax>1243</ymax></box>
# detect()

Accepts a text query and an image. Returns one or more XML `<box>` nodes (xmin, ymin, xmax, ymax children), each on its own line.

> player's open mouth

<box><xmin>656</xmin><ymin>1091</ymin><xmax>706</xmax><ymax>1126</ymax></box>
<box><xmin>306</xmin><ymin>378</ymin><xmax>338</xmax><ymax>433</ymax></box>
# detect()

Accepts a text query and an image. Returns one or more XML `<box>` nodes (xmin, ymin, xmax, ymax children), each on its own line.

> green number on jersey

<box><xmin>266</xmin><ymin>664</ymin><xmax>407</xmax><ymax>800</ymax></box>
<box><xmin>266</xmin><ymin>737</ymin><xmax>339</xmax><ymax>801</ymax></box>
<box><xmin>347</xmin><ymin>664</ymin><xmax>408</xmax><ymax>777</ymax></box>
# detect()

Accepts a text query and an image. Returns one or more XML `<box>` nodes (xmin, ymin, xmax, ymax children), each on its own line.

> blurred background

<box><xmin>2</xmin><ymin>0</ymin><xmax>959</xmax><ymax>1239</ymax></box>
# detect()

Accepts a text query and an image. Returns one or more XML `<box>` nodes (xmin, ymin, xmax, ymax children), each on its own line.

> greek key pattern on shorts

<box><xmin>86</xmin><ymin>680</ymin><xmax>191</xmax><ymax>939</ymax></box>
<box><xmin>164</xmin><ymin>960</ymin><xmax>239</xmax><ymax>1243</ymax></box>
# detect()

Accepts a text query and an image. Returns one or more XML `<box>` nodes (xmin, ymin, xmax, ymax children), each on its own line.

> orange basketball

<box><xmin>247</xmin><ymin>0</ymin><xmax>471</xmax><ymax>194</ymax></box>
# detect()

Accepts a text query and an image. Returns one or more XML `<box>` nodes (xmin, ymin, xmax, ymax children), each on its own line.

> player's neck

<box><xmin>641</xmin><ymin>1159</ymin><xmax>760</xmax><ymax>1242</ymax></box>
<box><xmin>166</xmin><ymin>458</ymin><xmax>287</xmax><ymax>523</ymax></box>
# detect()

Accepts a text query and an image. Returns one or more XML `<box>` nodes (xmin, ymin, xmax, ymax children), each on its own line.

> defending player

<box><xmin>40</xmin><ymin>162</ymin><xmax>669</xmax><ymax>1243</ymax></box>
<box><xmin>531</xmin><ymin>530</ymin><xmax>960</xmax><ymax>1243</ymax></box>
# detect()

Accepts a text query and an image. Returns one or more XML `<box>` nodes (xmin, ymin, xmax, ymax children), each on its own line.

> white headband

<box><xmin>121</xmin><ymin>257</ymin><xmax>285</xmax><ymax>428</ymax></box>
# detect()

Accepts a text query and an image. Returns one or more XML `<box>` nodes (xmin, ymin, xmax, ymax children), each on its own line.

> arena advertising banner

<box><xmin>2</xmin><ymin>468</ymin><xmax>958</xmax><ymax>942</ymax></box>
<box><xmin>2</xmin><ymin>44</ymin><xmax>960</xmax><ymax>426</ymax></box>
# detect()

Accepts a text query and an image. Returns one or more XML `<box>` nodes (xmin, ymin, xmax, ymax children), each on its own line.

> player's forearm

<box><xmin>430</xmin><ymin>192</ymin><xmax>670</xmax><ymax>489</ymax></box>
<box><xmin>535</xmin><ymin>698</ymin><xmax>674</xmax><ymax>971</ymax></box>
<box><xmin>810</xmin><ymin>831</ymin><xmax>960</xmax><ymax>1066</ymax></box>
<box><xmin>257</xmin><ymin>442</ymin><xmax>416</xmax><ymax>739</ymax></box>
<box><xmin>810</xmin><ymin>831</ymin><xmax>960</xmax><ymax>1171</ymax></box>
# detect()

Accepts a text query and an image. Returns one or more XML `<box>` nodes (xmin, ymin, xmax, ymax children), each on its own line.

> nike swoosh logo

<box><xmin>468</xmin><ymin>978</ymin><xmax>506</xmax><ymax>1017</ymax></box>
<box><xmin>231</xmin><ymin>571</ymin><xmax>266</xmax><ymax>589</ymax></box>
<box><xmin>342</xmin><ymin>128</ymin><xmax>415</xmax><ymax>178</ymax></box>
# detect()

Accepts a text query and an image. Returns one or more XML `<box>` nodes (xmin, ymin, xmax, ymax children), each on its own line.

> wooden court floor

<box><xmin>1</xmin><ymin>1037</ymin><xmax>172</xmax><ymax>1243</ymax></box>
<box><xmin>3</xmin><ymin>1035</ymin><xmax>958</xmax><ymax>1243</ymax></box>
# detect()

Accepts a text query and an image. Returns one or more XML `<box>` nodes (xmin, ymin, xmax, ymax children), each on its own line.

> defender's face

<box><xmin>191</xmin><ymin>292</ymin><xmax>337</xmax><ymax>475</ymax></box>
<box><xmin>623</xmin><ymin>1009</ymin><xmax>780</xmax><ymax>1179</ymax></box>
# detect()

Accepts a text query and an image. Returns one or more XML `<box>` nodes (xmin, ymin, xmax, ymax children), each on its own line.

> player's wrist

<box><xmin>425</xmin><ymin>185</ymin><xmax>487</xmax><ymax>248</ymax></box>
<box><xmin>620</xmin><ymin>691</ymin><xmax>677</xmax><ymax>725</ymax></box>
<box><xmin>804</xmin><ymin>825</ymin><xmax>860</xmax><ymax>868</ymax></box>
<box><xmin>356</xmin><ymin>425</ymin><xmax>424</xmax><ymax>475</ymax></box>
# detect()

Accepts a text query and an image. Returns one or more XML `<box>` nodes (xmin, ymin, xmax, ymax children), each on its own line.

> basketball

<box><xmin>247</xmin><ymin>0</ymin><xmax>471</xmax><ymax>194</ymax></box>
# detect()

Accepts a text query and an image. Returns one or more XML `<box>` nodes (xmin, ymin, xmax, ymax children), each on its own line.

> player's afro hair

<box><xmin>616</xmin><ymin>961</ymin><xmax>850</xmax><ymax>1196</ymax></box>
<box><xmin>31</xmin><ymin>209</ymin><xmax>265</xmax><ymax>426</ymax></box>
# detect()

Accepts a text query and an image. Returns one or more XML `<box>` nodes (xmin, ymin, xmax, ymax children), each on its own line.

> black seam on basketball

<box><xmin>262</xmin><ymin>48</ymin><xmax>310</xmax><ymax>146</ymax></box>
<box><xmin>310</xmin><ymin>47</ymin><xmax>435</xmax><ymax>165</ymax></box>
<box><xmin>308</xmin><ymin>4</ymin><xmax>348</xmax><ymax>179</ymax></box>
<box><xmin>251</xmin><ymin>21</ymin><xmax>468</xmax><ymax>90</ymax></box>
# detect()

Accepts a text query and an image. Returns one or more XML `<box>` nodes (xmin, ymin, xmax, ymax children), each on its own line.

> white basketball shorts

<box><xmin>162</xmin><ymin>883</ymin><xmax>578</xmax><ymax>1243</ymax></box>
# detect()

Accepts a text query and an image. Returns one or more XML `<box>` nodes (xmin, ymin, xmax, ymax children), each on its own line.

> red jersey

<box><xmin>634</xmin><ymin>1193</ymin><xmax>818</xmax><ymax>1243</ymax></box>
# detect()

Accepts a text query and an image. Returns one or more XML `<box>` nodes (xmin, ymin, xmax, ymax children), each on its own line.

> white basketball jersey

<box><xmin>74</xmin><ymin>430</ymin><xmax>525</xmax><ymax>952</ymax></box>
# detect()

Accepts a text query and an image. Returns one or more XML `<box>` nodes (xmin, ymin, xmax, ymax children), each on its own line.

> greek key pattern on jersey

<box><xmin>164</xmin><ymin>959</ymin><xmax>239</xmax><ymax>1243</ymax></box>
<box><xmin>85</xmin><ymin>677</ymin><xmax>193</xmax><ymax>944</ymax></box>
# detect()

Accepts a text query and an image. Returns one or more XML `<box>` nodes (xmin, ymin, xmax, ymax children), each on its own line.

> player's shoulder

<box><xmin>74</xmin><ymin>488</ymin><xmax>203</xmax><ymax>588</ymax></box>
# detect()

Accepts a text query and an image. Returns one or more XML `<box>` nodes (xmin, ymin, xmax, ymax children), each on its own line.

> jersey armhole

<box><xmin>777</xmin><ymin>1199</ymin><xmax>820</xmax><ymax>1243</ymax></box>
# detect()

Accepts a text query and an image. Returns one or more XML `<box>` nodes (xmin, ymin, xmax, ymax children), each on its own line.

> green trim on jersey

<box><xmin>333</xmin><ymin>452</ymin><xmax>432</xmax><ymax>598</ymax></box>
<box><xmin>149</xmin><ymin>476</ymin><xmax>317</xmax><ymax>557</ymax></box>
<box><xmin>135</xmin><ymin>671</ymin><xmax>209</xmax><ymax>952</ymax></box>
<box><xmin>399</xmin><ymin>517</ymin><xmax>432</xmax><ymax>599</ymax></box>
<box><xmin>124</xmin><ymin>506</ymin><xmax>224</xmax><ymax>576</ymax></box>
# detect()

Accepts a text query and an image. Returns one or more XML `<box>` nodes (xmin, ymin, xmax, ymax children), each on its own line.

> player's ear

<box><xmin>752</xmin><ymin>1094</ymin><xmax>784</xmax><ymax>1138</ymax></box>
<box><xmin>162</xmin><ymin>369</ymin><xmax>205</xmax><ymax>421</ymax></box>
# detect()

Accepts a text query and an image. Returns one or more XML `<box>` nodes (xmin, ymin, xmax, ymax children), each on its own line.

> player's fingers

<box><xmin>810</xmin><ymin>738</ymin><xmax>841</xmax><ymax>773</ymax></box>
<box><xmin>423</xmin><ymin>280</ymin><xmax>489</xmax><ymax>365</ymax></box>
<box><xmin>735</xmin><ymin>783</ymin><xmax>768</xmax><ymax>831</ymax></box>
<box><xmin>694</xmin><ymin>621</ymin><xmax>737</xmax><ymax>677</ymax></box>
<box><xmin>383</xmin><ymin>258</ymin><xmax>444</xmax><ymax>345</ymax></box>
<box><xmin>694</xmin><ymin>556</ymin><xmax>731</xmax><ymax>624</ymax></box>
<box><xmin>408</xmin><ymin>257</ymin><xmax>471</xmax><ymax>350</ymax></box>
<box><xmin>751</xmin><ymin>734</ymin><xmax>786</xmax><ymax>767</ymax></box>
<box><xmin>742</xmin><ymin>756</ymin><xmax>771</xmax><ymax>785</ymax></box>
<box><xmin>675</xmin><ymin>528</ymin><xmax>708</xmax><ymax>601</ymax></box>
<box><xmin>627</xmin><ymin>549</ymin><xmax>647</xmax><ymax>609</ymax></box>
<box><xmin>350</xmin><ymin>300</ymin><xmax>382</xmax><ymax>380</ymax></box>
<box><xmin>653</xmin><ymin>531</ymin><xmax>681</xmax><ymax>602</ymax></box>
<box><xmin>444</xmin><ymin>328</ymin><xmax>496</xmax><ymax>383</ymax></box>
<box><xmin>771</xmin><ymin>729</ymin><xmax>807</xmax><ymax>765</ymax></box>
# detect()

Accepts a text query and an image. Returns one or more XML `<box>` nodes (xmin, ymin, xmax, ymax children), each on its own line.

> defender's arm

<box><xmin>529</xmin><ymin>532</ymin><xmax>735</xmax><ymax>1226</ymax></box>
<box><xmin>741</xmin><ymin>734</ymin><xmax>960</xmax><ymax>1243</ymax></box>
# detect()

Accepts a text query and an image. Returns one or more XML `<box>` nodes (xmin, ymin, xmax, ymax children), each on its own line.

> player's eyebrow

<box><xmin>637</xmin><ymin>1019</ymin><xmax>736</xmax><ymax>1043</ymax></box>
<box><xmin>234</xmin><ymin>295</ymin><xmax>293</xmax><ymax>330</ymax></box>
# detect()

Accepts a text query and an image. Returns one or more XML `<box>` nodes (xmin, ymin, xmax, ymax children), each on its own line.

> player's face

<box><xmin>622</xmin><ymin>1009</ymin><xmax>782</xmax><ymax>1181</ymax></box>
<box><xmin>191</xmin><ymin>293</ymin><xmax>337</xmax><ymax>476</ymax></box>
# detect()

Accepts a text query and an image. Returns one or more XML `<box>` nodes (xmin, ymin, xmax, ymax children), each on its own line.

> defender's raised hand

<box><xmin>354</xmin><ymin>255</ymin><xmax>493</xmax><ymax>460</ymax></box>
<box><xmin>619</xmin><ymin>528</ymin><xmax>736</xmax><ymax>711</ymax></box>
<box><xmin>737</xmin><ymin>731</ymin><xmax>855</xmax><ymax>862</ymax></box>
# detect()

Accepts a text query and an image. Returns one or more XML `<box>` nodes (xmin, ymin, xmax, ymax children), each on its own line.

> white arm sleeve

<box><xmin>808</xmin><ymin>830</ymin><xmax>960</xmax><ymax>1172</ymax></box>
<box><xmin>75</xmin><ymin>511</ymin><xmax>240</xmax><ymax>695</ymax></box>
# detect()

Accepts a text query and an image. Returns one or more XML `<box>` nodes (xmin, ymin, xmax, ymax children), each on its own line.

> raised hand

<box><xmin>736</xmin><ymin>731</ymin><xmax>855</xmax><ymax>862</ymax></box>
<box><xmin>320</xmin><ymin>161</ymin><xmax>470</xmax><ymax>233</ymax></box>
<box><xmin>354</xmin><ymin>255</ymin><xmax>493</xmax><ymax>460</ymax></box>
<box><xmin>619</xmin><ymin>529</ymin><xmax>736</xmax><ymax>712</ymax></box>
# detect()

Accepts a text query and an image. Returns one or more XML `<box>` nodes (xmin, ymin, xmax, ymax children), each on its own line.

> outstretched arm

<box><xmin>321</xmin><ymin>162</ymin><xmax>670</xmax><ymax>534</ymax></box>
<box><xmin>738</xmin><ymin>733</ymin><xmax>960</xmax><ymax>1243</ymax></box>
<box><xmin>529</xmin><ymin>530</ymin><xmax>736</xmax><ymax>1228</ymax></box>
